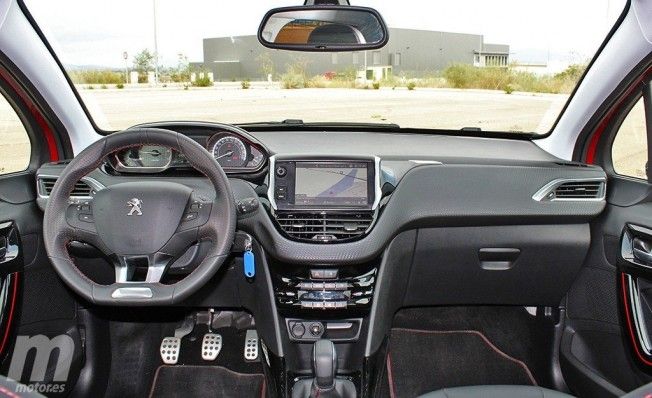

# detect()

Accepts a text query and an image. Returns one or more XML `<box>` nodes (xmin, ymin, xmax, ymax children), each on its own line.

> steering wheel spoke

<box><xmin>114</xmin><ymin>253</ymin><xmax>175</xmax><ymax>284</ymax></box>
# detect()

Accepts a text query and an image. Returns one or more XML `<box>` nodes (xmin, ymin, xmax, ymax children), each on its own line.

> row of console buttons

<box><xmin>310</xmin><ymin>269</ymin><xmax>338</xmax><ymax>279</ymax></box>
<box><xmin>298</xmin><ymin>282</ymin><xmax>348</xmax><ymax>291</ymax></box>
<box><xmin>301</xmin><ymin>301</ymin><xmax>348</xmax><ymax>309</ymax></box>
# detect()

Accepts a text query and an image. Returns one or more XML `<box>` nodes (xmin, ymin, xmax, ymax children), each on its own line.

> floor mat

<box><xmin>149</xmin><ymin>365</ymin><xmax>265</xmax><ymax>398</ymax></box>
<box><xmin>387</xmin><ymin>328</ymin><xmax>536</xmax><ymax>398</ymax></box>
<box><xmin>391</xmin><ymin>307</ymin><xmax>555</xmax><ymax>387</ymax></box>
<box><xmin>104</xmin><ymin>320</ymin><xmax>168</xmax><ymax>398</ymax></box>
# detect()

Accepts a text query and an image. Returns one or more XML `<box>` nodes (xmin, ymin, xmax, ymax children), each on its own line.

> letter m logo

<box><xmin>7</xmin><ymin>335</ymin><xmax>74</xmax><ymax>382</ymax></box>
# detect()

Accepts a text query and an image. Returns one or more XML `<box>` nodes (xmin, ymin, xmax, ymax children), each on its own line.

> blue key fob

<box><xmin>244</xmin><ymin>250</ymin><xmax>255</xmax><ymax>278</ymax></box>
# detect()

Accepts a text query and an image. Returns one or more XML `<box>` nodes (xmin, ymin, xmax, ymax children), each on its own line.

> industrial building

<box><xmin>193</xmin><ymin>28</ymin><xmax>509</xmax><ymax>81</ymax></box>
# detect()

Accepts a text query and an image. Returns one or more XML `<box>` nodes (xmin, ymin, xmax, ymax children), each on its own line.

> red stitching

<box><xmin>621</xmin><ymin>273</ymin><xmax>652</xmax><ymax>366</ymax></box>
<box><xmin>259</xmin><ymin>379</ymin><xmax>266</xmax><ymax>398</ymax></box>
<box><xmin>0</xmin><ymin>273</ymin><xmax>19</xmax><ymax>356</ymax></box>
<box><xmin>0</xmin><ymin>385</ymin><xmax>22</xmax><ymax>398</ymax></box>
<box><xmin>386</xmin><ymin>352</ymin><xmax>397</xmax><ymax>398</ymax></box>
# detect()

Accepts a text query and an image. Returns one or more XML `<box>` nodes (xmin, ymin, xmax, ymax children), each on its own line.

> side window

<box><xmin>612</xmin><ymin>97</ymin><xmax>648</xmax><ymax>179</ymax></box>
<box><xmin>0</xmin><ymin>95</ymin><xmax>31</xmax><ymax>175</ymax></box>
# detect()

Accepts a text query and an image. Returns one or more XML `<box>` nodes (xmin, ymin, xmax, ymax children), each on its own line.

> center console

<box><xmin>266</xmin><ymin>156</ymin><xmax>384</xmax><ymax>397</ymax></box>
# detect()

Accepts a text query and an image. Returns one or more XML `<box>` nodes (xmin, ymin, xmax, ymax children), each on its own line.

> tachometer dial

<box><xmin>120</xmin><ymin>145</ymin><xmax>172</xmax><ymax>169</ymax></box>
<box><xmin>212</xmin><ymin>136</ymin><xmax>248</xmax><ymax>168</ymax></box>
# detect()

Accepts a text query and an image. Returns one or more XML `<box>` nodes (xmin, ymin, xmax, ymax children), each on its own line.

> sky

<box><xmin>23</xmin><ymin>0</ymin><xmax>627</xmax><ymax>70</ymax></box>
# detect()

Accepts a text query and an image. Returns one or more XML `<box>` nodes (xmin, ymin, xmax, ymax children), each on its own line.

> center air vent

<box><xmin>38</xmin><ymin>177</ymin><xmax>97</xmax><ymax>198</ymax></box>
<box><xmin>533</xmin><ymin>178</ymin><xmax>606</xmax><ymax>201</ymax></box>
<box><xmin>275</xmin><ymin>211</ymin><xmax>374</xmax><ymax>243</ymax></box>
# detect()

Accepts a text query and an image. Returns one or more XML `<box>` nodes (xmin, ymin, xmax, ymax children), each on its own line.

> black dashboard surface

<box><xmin>37</xmin><ymin>126</ymin><xmax>606</xmax><ymax>264</ymax></box>
<box><xmin>247</xmin><ymin>130</ymin><xmax>557</xmax><ymax>162</ymax></box>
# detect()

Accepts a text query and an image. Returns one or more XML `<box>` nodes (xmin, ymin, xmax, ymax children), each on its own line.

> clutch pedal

<box><xmin>160</xmin><ymin>337</ymin><xmax>181</xmax><ymax>365</ymax></box>
<box><xmin>244</xmin><ymin>329</ymin><xmax>259</xmax><ymax>361</ymax></box>
<box><xmin>201</xmin><ymin>333</ymin><xmax>223</xmax><ymax>361</ymax></box>
<box><xmin>160</xmin><ymin>314</ymin><xmax>195</xmax><ymax>365</ymax></box>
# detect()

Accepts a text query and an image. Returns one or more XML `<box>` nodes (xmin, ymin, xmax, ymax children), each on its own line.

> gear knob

<box><xmin>312</xmin><ymin>340</ymin><xmax>337</xmax><ymax>389</ymax></box>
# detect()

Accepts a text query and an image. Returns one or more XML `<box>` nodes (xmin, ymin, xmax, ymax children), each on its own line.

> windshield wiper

<box><xmin>237</xmin><ymin>120</ymin><xmax>400</xmax><ymax>129</ymax></box>
<box><xmin>460</xmin><ymin>126</ymin><xmax>482</xmax><ymax>132</ymax></box>
<box><xmin>460</xmin><ymin>126</ymin><xmax>530</xmax><ymax>134</ymax></box>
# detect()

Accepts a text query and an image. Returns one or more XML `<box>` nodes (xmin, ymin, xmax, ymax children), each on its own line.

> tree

<box><xmin>257</xmin><ymin>52</ymin><xmax>275</xmax><ymax>79</ymax></box>
<box><xmin>287</xmin><ymin>55</ymin><xmax>311</xmax><ymax>80</ymax></box>
<box><xmin>171</xmin><ymin>53</ymin><xmax>191</xmax><ymax>83</ymax></box>
<box><xmin>132</xmin><ymin>49</ymin><xmax>155</xmax><ymax>74</ymax></box>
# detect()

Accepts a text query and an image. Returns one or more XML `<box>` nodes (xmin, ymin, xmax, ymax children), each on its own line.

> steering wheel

<box><xmin>43</xmin><ymin>128</ymin><xmax>237</xmax><ymax>306</ymax></box>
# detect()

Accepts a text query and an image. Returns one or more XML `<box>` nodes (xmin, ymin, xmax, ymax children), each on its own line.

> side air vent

<box><xmin>275</xmin><ymin>211</ymin><xmax>374</xmax><ymax>243</ymax></box>
<box><xmin>38</xmin><ymin>177</ymin><xmax>98</xmax><ymax>198</ymax></box>
<box><xmin>554</xmin><ymin>181</ymin><xmax>604</xmax><ymax>199</ymax></box>
<box><xmin>533</xmin><ymin>178</ymin><xmax>606</xmax><ymax>201</ymax></box>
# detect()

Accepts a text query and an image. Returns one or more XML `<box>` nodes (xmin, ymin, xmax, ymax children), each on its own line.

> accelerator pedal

<box><xmin>244</xmin><ymin>329</ymin><xmax>259</xmax><ymax>362</ymax></box>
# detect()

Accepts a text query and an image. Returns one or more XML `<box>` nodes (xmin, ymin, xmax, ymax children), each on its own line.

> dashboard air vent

<box><xmin>275</xmin><ymin>211</ymin><xmax>374</xmax><ymax>243</ymax></box>
<box><xmin>533</xmin><ymin>178</ymin><xmax>606</xmax><ymax>201</ymax></box>
<box><xmin>38</xmin><ymin>177</ymin><xmax>95</xmax><ymax>198</ymax></box>
<box><xmin>554</xmin><ymin>181</ymin><xmax>604</xmax><ymax>199</ymax></box>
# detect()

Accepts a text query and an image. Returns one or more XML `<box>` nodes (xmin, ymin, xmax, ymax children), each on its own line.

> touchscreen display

<box><xmin>294</xmin><ymin>162</ymin><xmax>369</xmax><ymax>206</ymax></box>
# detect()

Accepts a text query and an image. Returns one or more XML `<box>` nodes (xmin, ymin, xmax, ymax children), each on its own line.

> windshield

<box><xmin>24</xmin><ymin>0</ymin><xmax>625</xmax><ymax>134</ymax></box>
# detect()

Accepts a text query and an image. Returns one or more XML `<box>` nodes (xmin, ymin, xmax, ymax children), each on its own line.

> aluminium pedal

<box><xmin>201</xmin><ymin>333</ymin><xmax>223</xmax><ymax>361</ymax></box>
<box><xmin>244</xmin><ymin>329</ymin><xmax>259</xmax><ymax>361</ymax></box>
<box><xmin>160</xmin><ymin>337</ymin><xmax>181</xmax><ymax>365</ymax></box>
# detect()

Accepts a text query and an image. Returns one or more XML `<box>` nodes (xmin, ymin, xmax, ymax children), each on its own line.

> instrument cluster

<box><xmin>107</xmin><ymin>128</ymin><xmax>268</xmax><ymax>175</ymax></box>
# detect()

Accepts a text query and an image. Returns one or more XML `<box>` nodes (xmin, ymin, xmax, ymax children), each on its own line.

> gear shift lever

<box><xmin>313</xmin><ymin>340</ymin><xmax>337</xmax><ymax>390</ymax></box>
<box><xmin>292</xmin><ymin>340</ymin><xmax>356</xmax><ymax>398</ymax></box>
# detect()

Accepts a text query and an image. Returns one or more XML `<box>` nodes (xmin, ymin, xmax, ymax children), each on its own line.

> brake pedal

<box><xmin>244</xmin><ymin>329</ymin><xmax>259</xmax><ymax>361</ymax></box>
<box><xmin>202</xmin><ymin>333</ymin><xmax>222</xmax><ymax>361</ymax></box>
<box><xmin>160</xmin><ymin>337</ymin><xmax>181</xmax><ymax>365</ymax></box>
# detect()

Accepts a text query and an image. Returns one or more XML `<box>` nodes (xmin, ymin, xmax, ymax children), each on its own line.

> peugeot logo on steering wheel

<box><xmin>127</xmin><ymin>198</ymin><xmax>143</xmax><ymax>216</ymax></box>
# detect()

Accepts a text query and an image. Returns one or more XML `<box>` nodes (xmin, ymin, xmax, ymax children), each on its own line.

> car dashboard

<box><xmin>34</xmin><ymin>122</ymin><xmax>606</xmax><ymax>391</ymax></box>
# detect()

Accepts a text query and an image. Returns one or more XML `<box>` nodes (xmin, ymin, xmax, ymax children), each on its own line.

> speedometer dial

<box><xmin>212</xmin><ymin>136</ymin><xmax>248</xmax><ymax>168</ymax></box>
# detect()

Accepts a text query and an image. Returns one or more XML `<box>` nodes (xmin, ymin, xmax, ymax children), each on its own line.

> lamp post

<box><xmin>152</xmin><ymin>0</ymin><xmax>159</xmax><ymax>85</ymax></box>
<box><xmin>122</xmin><ymin>51</ymin><xmax>128</xmax><ymax>84</ymax></box>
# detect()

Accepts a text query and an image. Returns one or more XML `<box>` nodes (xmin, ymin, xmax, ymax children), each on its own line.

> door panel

<box><xmin>560</xmin><ymin>186</ymin><xmax>652</xmax><ymax>397</ymax></box>
<box><xmin>0</xmin><ymin>62</ymin><xmax>83</xmax><ymax>391</ymax></box>
<box><xmin>619</xmin><ymin>223</ymin><xmax>652</xmax><ymax>368</ymax></box>
<box><xmin>561</xmin><ymin>192</ymin><xmax>652</xmax><ymax>397</ymax></box>
<box><xmin>562</xmin><ymin>81</ymin><xmax>652</xmax><ymax>396</ymax></box>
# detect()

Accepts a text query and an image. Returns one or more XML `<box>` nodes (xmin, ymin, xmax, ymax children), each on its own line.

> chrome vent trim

<box><xmin>532</xmin><ymin>177</ymin><xmax>606</xmax><ymax>202</ymax></box>
<box><xmin>37</xmin><ymin>175</ymin><xmax>104</xmax><ymax>199</ymax></box>
<box><xmin>275</xmin><ymin>211</ymin><xmax>374</xmax><ymax>243</ymax></box>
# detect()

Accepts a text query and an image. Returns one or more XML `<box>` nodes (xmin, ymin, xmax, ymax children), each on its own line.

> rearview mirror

<box><xmin>258</xmin><ymin>6</ymin><xmax>389</xmax><ymax>52</ymax></box>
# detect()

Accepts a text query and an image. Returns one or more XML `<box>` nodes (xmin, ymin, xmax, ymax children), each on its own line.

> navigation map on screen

<box><xmin>294</xmin><ymin>163</ymin><xmax>368</xmax><ymax>206</ymax></box>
